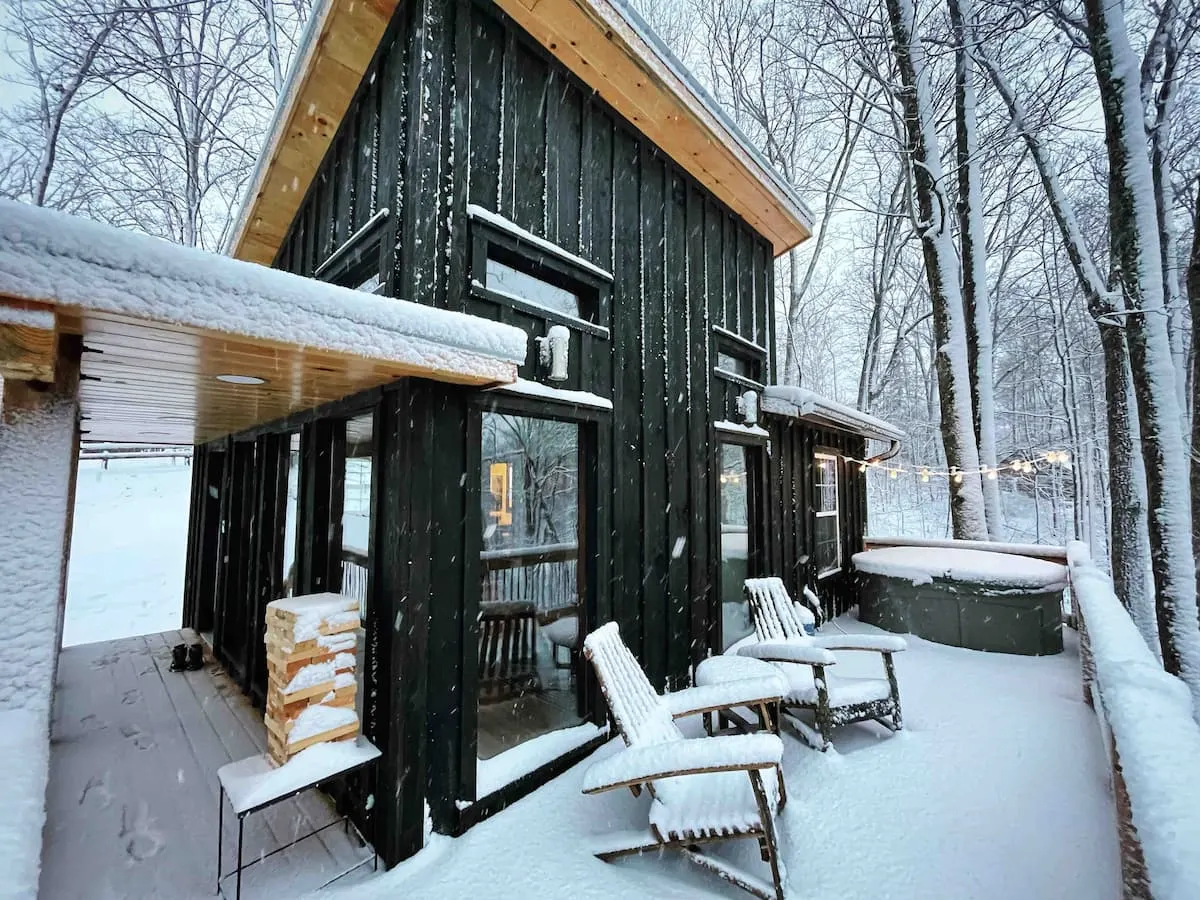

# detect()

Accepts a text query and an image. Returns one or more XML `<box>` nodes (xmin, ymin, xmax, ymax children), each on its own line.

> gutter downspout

<box><xmin>866</xmin><ymin>439</ymin><xmax>902</xmax><ymax>465</ymax></box>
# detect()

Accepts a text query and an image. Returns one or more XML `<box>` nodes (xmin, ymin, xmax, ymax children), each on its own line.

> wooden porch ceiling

<box><xmin>0</xmin><ymin>300</ymin><xmax>502</xmax><ymax>445</ymax></box>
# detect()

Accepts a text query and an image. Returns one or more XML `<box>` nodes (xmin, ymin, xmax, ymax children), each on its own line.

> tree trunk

<box><xmin>1085</xmin><ymin>0</ymin><xmax>1200</xmax><ymax>705</ymax></box>
<box><xmin>1103</xmin><ymin>325</ymin><xmax>1159</xmax><ymax>655</ymax></box>
<box><xmin>885</xmin><ymin>0</ymin><xmax>987</xmax><ymax>541</ymax></box>
<box><xmin>1188</xmin><ymin>179</ymin><xmax>1200</xmax><ymax>606</ymax></box>
<box><xmin>974</xmin><ymin>38</ymin><xmax>1160</xmax><ymax>654</ymax></box>
<box><xmin>950</xmin><ymin>0</ymin><xmax>1001</xmax><ymax>540</ymax></box>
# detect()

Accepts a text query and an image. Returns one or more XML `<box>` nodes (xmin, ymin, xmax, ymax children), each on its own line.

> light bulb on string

<box><xmin>920</xmin><ymin>467</ymin><xmax>930</xmax><ymax>483</ymax></box>
<box><xmin>889</xmin><ymin>468</ymin><xmax>898</xmax><ymax>480</ymax></box>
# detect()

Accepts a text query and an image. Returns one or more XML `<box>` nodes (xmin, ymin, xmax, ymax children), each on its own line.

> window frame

<box><xmin>813</xmin><ymin>450</ymin><xmax>841</xmax><ymax>578</ymax></box>
<box><xmin>313</xmin><ymin>207</ymin><xmax>389</xmax><ymax>292</ymax></box>
<box><xmin>469</xmin><ymin>216</ymin><xmax>612</xmax><ymax>339</ymax></box>
<box><xmin>712</xmin><ymin>325</ymin><xmax>767</xmax><ymax>391</ymax></box>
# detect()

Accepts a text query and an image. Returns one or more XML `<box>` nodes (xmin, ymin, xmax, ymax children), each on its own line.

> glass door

<box><xmin>719</xmin><ymin>442</ymin><xmax>757</xmax><ymax>650</ymax></box>
<box><xmin>477</xmin><ymin>412</ymin><xmax>584</xmax><ymax>763</ymax></box>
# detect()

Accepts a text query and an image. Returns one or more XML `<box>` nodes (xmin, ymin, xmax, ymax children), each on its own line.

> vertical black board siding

<box><xmin>764</xmin><ymin>418</ymin><xmax>870</xmax><ymax>621</ymax></box>
<box><xmin>610</xmin><ymin>125</ymin><xmax>643</xmax><ymax>656</ymax></box>
<box><xmin>686</xmin><ymin>186</ymin><xmax>711</xmax><ymax>666</ymax></box>
<box><xmin>639</xmin><ymin>145</ymin><xmax>667</xmax><ymax>686</ymax></box>
<box><xmin>664</xmin><ymin>172</ymin><xmax>690</xmax><ymax>685</ymax></box>
<box><xmin>182</xmin><ymin>449</ymin><xmax>204</xmax><ymax>628</ymax></box>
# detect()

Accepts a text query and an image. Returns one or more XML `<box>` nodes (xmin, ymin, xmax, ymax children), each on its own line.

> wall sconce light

<box><xmin>536</xmin><ymin>324</ymin><xmax>570</xmax><ymax>381</ymax></box>
<box><xmin>736</xmin><ymin>389</ymin><xmax>759</xmax><ymax>425</ymax></box>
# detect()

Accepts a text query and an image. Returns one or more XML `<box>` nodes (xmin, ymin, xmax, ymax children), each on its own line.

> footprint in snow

<box><xmin>119</xmin><ymin>802</ymin><xmax>164</xmax><ymax>862</ymax></box>
<box><xmin>121</xmin><ymin>689</ymin><xmax>140</xmax><ymax>706</ymax></box>
<box><xmin>119</xmin><ymin>724</ymin><xmax>156</xmax><ymax>751</ymax></box>
<box><xmin>80</xmin><ymin>774</ymin><xmax>113</xmax><ymax>809</ymax></box>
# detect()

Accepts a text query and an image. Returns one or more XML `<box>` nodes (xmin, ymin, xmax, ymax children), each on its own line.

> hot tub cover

<box><xmin>852</xmin><ymin>547</ymin><xmax>1068</xmax><ymax>591</ymax></box>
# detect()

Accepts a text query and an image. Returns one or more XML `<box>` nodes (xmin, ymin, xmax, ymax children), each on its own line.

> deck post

<box><xmin>1</xmin><ymin>332</ymin><xmax>82</xmax><ymax>699</ymax></box>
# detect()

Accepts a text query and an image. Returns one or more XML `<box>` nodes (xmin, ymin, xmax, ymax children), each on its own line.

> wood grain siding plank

<box><xmin>664</xmin><ymin>172</ymin><xmax>690</xmax><ymax>684</ymax></box>
<box><xmin>639</xmin><ymin>145</ymin><xmax>667</xmax><ymax>686</ymax></box>
<box><xmin>467</xmin><ymin>8</ymin><xmax>504</xmax><ymax>210</ymax></box>
<box><xmin>685</xmin><ymin>183</ymin><xmax>711</xmax><ymax>666</ymax></box>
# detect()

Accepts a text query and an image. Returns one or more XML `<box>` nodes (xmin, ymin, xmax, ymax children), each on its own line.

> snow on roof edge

<box><xmin>762</xmin><ymin>385</ymin><xmax>905</xmax><ymax>442</ymax></box>
<box><xmin>602</xmin><ymin>0</ymin><xmax>814</xmax><ymax>231</ymax></box>
<box><xmin>222</xmin><ymin>0</ymin><xmax>333</xmax><ymax>258</ymax></box>
<box><xmin>0</xmin><ymin>200</ymin><xmax>527</xmax><ymax>381</ymax></box>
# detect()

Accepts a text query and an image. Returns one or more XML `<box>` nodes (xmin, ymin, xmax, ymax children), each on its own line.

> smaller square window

<box><xmin>486</xmin><ymin>257</ymin><xmax>580</xmax><ymax>318</ymax></box>
<box><xmin>814</xmin><ymin>452</ymin><xmax>840</xmax><ymax>576</ymax></box>
<box><xmin>716</xmin><ymin>351</ymin><xmax>752</xmax><ymax>378</ymax></box>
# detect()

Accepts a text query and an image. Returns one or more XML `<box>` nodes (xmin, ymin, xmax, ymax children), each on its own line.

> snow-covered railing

<box><xmin>1068</xmin><ymin>541</ymin><xmax>1200</xmax><ymax>899</ymax></box>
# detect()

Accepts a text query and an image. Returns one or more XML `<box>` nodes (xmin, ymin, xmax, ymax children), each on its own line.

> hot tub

<box><xmin>852</xmin><ymin>547</ymin><xmax>1068</xmax><ymax>655</ymax></box>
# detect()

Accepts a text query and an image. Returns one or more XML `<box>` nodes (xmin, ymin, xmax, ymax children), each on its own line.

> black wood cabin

<box><xmin>180</xmin><ymin>0</ymin><xmax>895</xmax><ymax>870</ymax></box>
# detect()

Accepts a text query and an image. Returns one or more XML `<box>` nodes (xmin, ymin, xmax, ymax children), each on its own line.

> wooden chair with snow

<box><xmin>581</xmin><ymin>622</ymin><xmax>790</xmax><ymax>900</ymax></box>
<box><xmin>737</xmin><ymin>576</ymin><xmax>905</xmax><ymax>752</ymax></box>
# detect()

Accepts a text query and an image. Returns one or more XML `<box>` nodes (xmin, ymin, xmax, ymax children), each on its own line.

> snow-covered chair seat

<box><xmin>739</xmin><ymin>577</ymin><xmax>905</xmax><ymax>751</ymax></box>
<box><xmin>582</xmin><ymin>622</ymin><xmax>789</xmax><ymax>900</ymax></box>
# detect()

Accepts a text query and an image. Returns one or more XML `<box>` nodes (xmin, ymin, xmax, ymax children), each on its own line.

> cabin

<box><xmin>0</xmin><ymin>0</ymin><xmax>905</xmax><ymax>880</ymax></box>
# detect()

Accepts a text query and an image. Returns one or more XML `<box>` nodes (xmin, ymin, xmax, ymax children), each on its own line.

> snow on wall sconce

<box><xmin>736</xmin><ymin>390</ymin><xmax>759</xmax><ymax>425</ymax></box>
<box><xmin>537</xmin><ymin>325</ymin><xmax>571</xmax><ymax>381</ymax></box>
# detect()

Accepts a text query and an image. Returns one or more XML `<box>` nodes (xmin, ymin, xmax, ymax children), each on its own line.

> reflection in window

<box><xmin>478</xmin><ymin>413</ymin><xmax>583</xmax><ymax>766</ymax></box>
<box><xmin>814</xmin><ymin>453</ymin><xmax>840</xmax><ymax>576</ymax></box>
<box><xmin>486</xmin><ymin>257</ymin><xmax>580</xmax><ymax>318</ymax></box>
<box><xmin>342</xmin><ymin>414</ymin><xmax>374</xmax><ymax>620</ymax></box>
<box><xmin>282</xmin><ymin>433</ymin><xmax>301</xmax><ymax>597</ymax></box>
<box><xmin>716</xmin><ymin>351</ymin><xmax>752</xmax><ymax>378</ymax></box>
<box><xmin>720</xmin><ymin>444</ymin><xmax>752</xmax><ymax>650</ymax></box>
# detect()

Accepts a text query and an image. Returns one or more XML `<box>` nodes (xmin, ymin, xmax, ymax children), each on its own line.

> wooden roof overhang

<box><xmin>0</xmin><ymin>203</ymin><xmax>525</xmax><ymax>446</ymax></box>
<box><xmin>225</xmin><ymin>0</ymin><xmax>813</xmax><ymax>267</ymax></box>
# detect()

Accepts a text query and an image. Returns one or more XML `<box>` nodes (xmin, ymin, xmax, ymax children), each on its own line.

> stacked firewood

<box><xmin>263</xmin><ymin>593</ymin><xmax>360</xmax><ymax>765</ymax></box>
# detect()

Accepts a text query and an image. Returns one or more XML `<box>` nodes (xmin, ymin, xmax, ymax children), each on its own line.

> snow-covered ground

<box><xmin>321</xmin><ymin>619</ymin><xmax>1120</xmax><ymax>900</ymax></box>
<box><xmin>64</xmin><ymin>458</ymin><xmax>191</xmax><ymax>647</ymax></box>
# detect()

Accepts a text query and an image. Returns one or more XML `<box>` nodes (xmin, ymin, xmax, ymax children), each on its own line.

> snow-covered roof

<box><xmin>761</xmin><ymin>385</ymin><xmax>905</xmax><ymax>443</ymax></box>
<box><xmin>0</xmin><ymin>200</ymin><xmax>526</xmax><ymax>443</ymax></box>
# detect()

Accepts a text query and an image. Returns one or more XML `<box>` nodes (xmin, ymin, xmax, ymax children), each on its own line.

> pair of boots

<box><xmin>170</xmin><ymin>643</ymin><xmax>204</xmax><ymax>672</ymax></box>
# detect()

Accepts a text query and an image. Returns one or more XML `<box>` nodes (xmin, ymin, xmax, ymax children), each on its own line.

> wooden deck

<box><xmin>41</xmin><ymin>629</ymin><xmax>375</xmax><ymax>899</ymax></box>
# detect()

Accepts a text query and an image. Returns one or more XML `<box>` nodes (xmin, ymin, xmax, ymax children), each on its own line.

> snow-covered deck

<box><xmin>323</xmin><ymin>618</ymin><xmax>1119</xmax><ymax>900</ymax></box>
<box><xmin>40</xmin><ymin>630</ymin><xmax>375</xmax><ymax>899</ymax></box>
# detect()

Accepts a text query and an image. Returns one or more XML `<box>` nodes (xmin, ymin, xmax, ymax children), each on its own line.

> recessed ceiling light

<box><xmin>215</xmin><ymin>373</ymin><xmax>267</xmax><ymax>385</ymax></box>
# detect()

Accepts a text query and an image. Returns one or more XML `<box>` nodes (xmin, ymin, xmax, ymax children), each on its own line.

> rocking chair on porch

<box><xmin>581</xmin><ymin>622</ymin><xmax>790</xmax><ymax>900</ymax></box>
<box><xmin>737</xmin><ymin>577</ymin><xmax>905</xmax><ymax>751</ymax></box>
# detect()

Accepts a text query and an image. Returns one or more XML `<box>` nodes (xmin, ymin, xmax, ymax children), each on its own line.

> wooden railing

<box><xmin>1069</xmin><ymin>541</ymin><xmax>1200</xmax><ymax>898</ymax></box>
<box><xmin>341</xmin><ymin>547</ymin><xmax>369</xmax><ymax>608</ymax></box>
<box><xmin>480</xmin><ymin>542</ymin><xmax>578</xmax><ymax>618</ymax></box>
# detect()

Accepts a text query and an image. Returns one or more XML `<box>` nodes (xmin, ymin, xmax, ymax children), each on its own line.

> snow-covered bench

<box><xmin>581</xmin><ymin>622</ymin><xmax>789</xmax><ymax>900</ymax></box>
<box><xmin>736</xmin><ymin>577</ymin><xmax>905</xmax><ymax>751</ymax></box>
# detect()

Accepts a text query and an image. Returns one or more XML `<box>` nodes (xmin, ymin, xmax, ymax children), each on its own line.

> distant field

<box><xmin>64</xmin><ymin>458</ymin><xmax>191</xmax><ymax>647</ymax></box>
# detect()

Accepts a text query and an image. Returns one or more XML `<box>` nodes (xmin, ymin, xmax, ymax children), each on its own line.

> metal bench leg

<box><xmin>236</xmin><ymin>815</ymin><xmax>245</xmax><ymax>900</ymax></box>
<box><xmin>216</xmin><ymin>790</ymin><xmax>223</xmax><ymax>894</ymax></box>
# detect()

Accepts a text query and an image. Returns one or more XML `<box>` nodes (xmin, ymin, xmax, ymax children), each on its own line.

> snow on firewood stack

<box><xmin>263</xmin><ymin>593</ymin><xmax>360</xmax><ymax>765</ymax></box>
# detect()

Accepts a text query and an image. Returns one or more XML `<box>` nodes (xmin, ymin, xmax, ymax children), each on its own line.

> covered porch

<box><xmin>41</xmin><ymin>629</ymin><xmax>377</xmax><ymax>899</ymax></box>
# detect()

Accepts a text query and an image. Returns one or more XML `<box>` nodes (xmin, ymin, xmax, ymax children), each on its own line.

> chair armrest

<box><xmin>809</xmin><ymin>634</ymin><xmax>907</xmax><ymax>653</ymax></box>
<box><xmin>664</xmin><ymin>678</ymin><xmax>785</xmax><ymax>719</ymax></box>
<box><xmin>738</xmin><ymin>641</ymin><xmax>836</xmax><ymax>667</ymax></box>
<box><xmin>582</xmin><ymin>733</ymin><xmax>783</xmax><ymax>794</ymax></box>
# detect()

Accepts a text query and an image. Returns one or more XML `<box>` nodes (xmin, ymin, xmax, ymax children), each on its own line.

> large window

<box><xmin>341</xmin><ymin>414</ymin><xmax>374</xmax><ymax>620</ymax></box>
<box><xmin>814</xmin><ymin>452</ymin><xmax>841</xmax><ymax>576</ymax></box>
<box><xmin>477</xmin><ymin>412</ymin><xmax>583</xmax><ymax>766</ymax></box>
<box><xmin>720</xmin><ymin>443</ymin><xmax>753</xmax><ymax>650</ymax></box>
<box><xmin>281</xmin><ymin>433</ymin><xmax>301</xmax><ymax>597</ymax></box>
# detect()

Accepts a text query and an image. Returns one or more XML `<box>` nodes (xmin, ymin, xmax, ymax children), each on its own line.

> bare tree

<box><xmin>0</xmin><ymin>0</ymin><xmax>124</xmax><ymax>205</ymax></box>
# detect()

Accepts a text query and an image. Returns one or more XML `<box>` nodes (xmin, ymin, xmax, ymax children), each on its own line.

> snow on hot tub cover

<box><xmin>852</xmin><ymin>547</ymin><xmax>1068</xmax><ymax>591</ymax></box>
<box><xmin>0</xmin><ymin>200</ymin><xmax>527</xmax><ymax>382</ymax></box>
<box><xmin>761</xmin><ymin>385</ymin><xmax>904</xmax><ymax>442</ymax></box>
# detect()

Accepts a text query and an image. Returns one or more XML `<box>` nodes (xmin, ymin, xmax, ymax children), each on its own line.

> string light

<box><xmin>849</xmin><ymin>450</ymin><xmax>1073</xmax><ymax>482</ymax></box>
